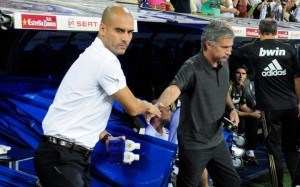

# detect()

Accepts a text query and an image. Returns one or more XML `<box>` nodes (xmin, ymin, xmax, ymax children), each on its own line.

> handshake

<box><xmin>144</xmin><ymin>99</ymin><xmax>177</xmax><ymax>124</ymax></box>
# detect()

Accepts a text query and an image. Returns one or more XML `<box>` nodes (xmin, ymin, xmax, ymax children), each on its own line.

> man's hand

<box><xmin>145</xmin><ymin>102</ymin><xmax>163</xmax><ymax>124</ymax></box>
<box><xmin>251</xmin><ymin>110</ymin><xmax>261</xmax><ymax>118</ymax></box>
<box><xmin>105</xmin><ymin>135</ymin><xmax>125</xmax><ymax>151</ymax></box>
<box><xmin>230</xmin><ymin>110</ymin><xmax>240</xmax><ymax>128</ymax></box>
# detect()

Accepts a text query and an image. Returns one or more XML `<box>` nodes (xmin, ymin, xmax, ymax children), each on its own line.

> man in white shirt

<box><xmin>34</xmin><ymin>5</ymin><xmax>161</xmax><ymax>187</ymax></box>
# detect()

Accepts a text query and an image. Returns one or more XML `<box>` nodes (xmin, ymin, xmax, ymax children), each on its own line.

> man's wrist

<box><xmin>230</xmin><ymin>107</ymin><xmax>239</xmax><ymax>113</ymax></box>
<box><xmin>101</xmin><ymin>133</ymin><xmax>112</xmax><ymax>144</ymax></box>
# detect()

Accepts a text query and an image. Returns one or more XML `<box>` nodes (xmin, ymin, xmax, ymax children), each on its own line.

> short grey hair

<box><xmin>200</xmin><ymin>20</ymin><xmax>235</xmax><ymax>51</ymax></box>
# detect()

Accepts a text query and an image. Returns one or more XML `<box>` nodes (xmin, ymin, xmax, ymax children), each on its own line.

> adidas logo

<box><xmin>262</xmin><ymin>59</ymin><xmax>286</xmax><ymax>77</ymax></box>
<box><xmin>259</xmin><ymin>47</ymin><xmax>286</xmax><ymax>56</ymax></box>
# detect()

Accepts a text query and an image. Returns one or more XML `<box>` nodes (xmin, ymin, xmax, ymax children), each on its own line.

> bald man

<box><xmin>34</xmin><ymin>5</ymin><xmax>161</xmax><ymax>187</ymax></box>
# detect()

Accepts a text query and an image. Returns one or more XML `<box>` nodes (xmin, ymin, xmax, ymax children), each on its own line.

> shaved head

<box><xmin>101</xmin><ymin>5</ymin><xmax>133</xmax><ymax>26</ymax></box>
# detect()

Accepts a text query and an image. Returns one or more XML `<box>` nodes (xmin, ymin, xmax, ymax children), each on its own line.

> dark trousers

<box><xmin>176</xmin><ymin>140</ymin><xmax>240</xmax><ymax>187</ymax></box>
<box><xmin>261</xmin><ymin>108</ymin><xmax>300</xmax><ymax>187</ymax></box>
<box><xmin>34</xmin><ymin>142</ymin><xmax>91</xmax><ymax>187</ymax></box>
<box><xmin>237</xmin><ymin>117</ymin><xmax>261</xmax><ymax>150</ymax></box>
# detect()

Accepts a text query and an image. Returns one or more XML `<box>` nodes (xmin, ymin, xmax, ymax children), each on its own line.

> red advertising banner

<box><xmin>21</xmin><ymin>14</ymin><xmax>57</xmax><ymax>30</ymax></box>
<box><xmin>277</xmin><ymin>30</ymin><xmax>288</xmax><ymax>39</ymax></box>
<box><xmin>246</xmin><ymin>28</ymin><xmax>259</xmax><ymax>38</ymax></box>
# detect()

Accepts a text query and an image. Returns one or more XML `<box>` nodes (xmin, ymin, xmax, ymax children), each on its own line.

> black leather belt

<box><xmin>42</xmin><ymin>135</ymin><xmax>93</xmax><ymax>157</ymax></box>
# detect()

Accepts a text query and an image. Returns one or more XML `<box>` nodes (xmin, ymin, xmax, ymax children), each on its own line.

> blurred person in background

<box><xmin>228</xmin><ymin>65</ymin><xmax>262</xmax><ymax>166</ymax></box>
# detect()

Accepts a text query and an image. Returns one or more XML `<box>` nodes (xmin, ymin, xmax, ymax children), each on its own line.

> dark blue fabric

<box><xmin>0</xmin><ymin>165</ymin><xmax>37</xmax><ymax>187</ymax></box>
<box><xmin>92</xmin><ymin>123</ymin><xmax>177</xmax><ymax>187</ymax></box>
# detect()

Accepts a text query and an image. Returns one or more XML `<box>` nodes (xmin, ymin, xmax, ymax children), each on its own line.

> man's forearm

<box><xmin>157</xmin><ymin>85</ymin><xmax>181</xmax><ymax>109</ymax></box>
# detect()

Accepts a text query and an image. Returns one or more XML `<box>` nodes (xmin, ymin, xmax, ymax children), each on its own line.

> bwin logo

<box><xmin>262</xmin><ymin>59</ymin><xmax>286</xmax><ymax>77</ymax></box>
<box><xmin>259</xmin><ymin>47</ymin><xmax>286</xmax><ymax>56</ymax></box>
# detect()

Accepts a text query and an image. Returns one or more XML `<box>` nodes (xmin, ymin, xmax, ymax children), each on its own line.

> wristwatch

<box><xmin>230</xmin><ymin>108</ymin><xmax>239</xmax><ymax>113</ymax></box>
<box><xmin>101</xmin><ymin>133</ymin><xmax>112</xmax><ymax>144</ymax></box>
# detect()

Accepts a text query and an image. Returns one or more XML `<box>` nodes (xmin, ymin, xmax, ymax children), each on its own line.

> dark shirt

<box><xmin>171</xmin><ymin>52</ymin><xmax>230</xmax><ymax>149</ymax></box>
<box><xmin>229</xmin><ymin>81</ymin><xmax>247</xmax><ymax>110</ymax></box>
<box><xmin>234</xmin><ymin>39</ymin><xmax>300</xmax><ymax>110</ymax></box>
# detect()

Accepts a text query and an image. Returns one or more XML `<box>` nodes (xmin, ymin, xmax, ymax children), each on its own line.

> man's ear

<box><xmin>99</xmin><ymin>23</ymin><xmax>106</xmax><ymax>37</ymax></box>
<box><xmin>206</xmin><ymin>41</ymin><xmax>212</xmax><ymax>49</ymax></box>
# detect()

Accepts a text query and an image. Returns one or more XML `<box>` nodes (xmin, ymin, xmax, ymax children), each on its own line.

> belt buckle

<box><xmin>59</xmin><ymin>140</ymin><xmax>68</xmax><ymax>147</ymax></box>
<box><xmin>48</xmin><ymin>136</ymin><xmax>71</xmax><ymax>148</ymax></box>
<box><xmin>49</xmin><ymin>136</ymin><xmax>57</xmax><ymax>144</ymax></box>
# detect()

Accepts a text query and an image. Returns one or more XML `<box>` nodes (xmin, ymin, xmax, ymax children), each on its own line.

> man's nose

<box><xmin>122</xmin><ymin>33</ymin><xmax>131</xmax><ymax>42</ymax></box>
<box><xmin>225</xmin><ymin>48</ymin><xmax>232</xmax><ymax>55</ymax></box>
